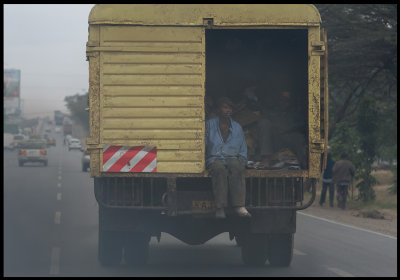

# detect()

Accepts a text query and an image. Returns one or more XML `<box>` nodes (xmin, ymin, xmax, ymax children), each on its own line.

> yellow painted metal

<box><xmin>86</xmin><ymin>4</ymin><xmax>326</xmax><ymax>177</ymax></box>
<box><xmin>320</xmin><ymin>29</ymin><xmax>329</xmax><ymax>172</ymax></box>
<box><xmin>94</xmin><ymin>25</ymin><xmax>205</xmax><ymax>173</ymax></box>
<box><xmin>89</xmin><ymin>4</ymin><xmax>321</xmax><ymax>26</ymax></box>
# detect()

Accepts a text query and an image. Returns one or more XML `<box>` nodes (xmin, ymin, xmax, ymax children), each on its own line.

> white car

<box><xmin>68</xmin><ymin>138</ymin><xmax>82</xmax><ymax>151</ymax></box>
<box><xmin>64</xmin><ymin>134</ymin><xmax>72</xmax><ymax>146</ymax></box>
<box><xmin>18</xmin><ymin>140</ymin><xmax>48</xmax><ymax>166</ymax></box>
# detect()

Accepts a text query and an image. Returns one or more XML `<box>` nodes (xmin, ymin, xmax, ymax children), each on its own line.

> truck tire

<box><xmin>44</xmin><ymin>161</ymin><xmax>48</xmax><ymax>166</ymax></box>
<box><xmin>241</xmin><ymin>233</ymin><xmax>268</xmax><ymax>266</ymax></box>
<box><xmin>267</xmin><ymin>233</ymin><xmax>294</xmax><ymax>267</ymax></box>
<box><xmin>124</xmin><ymin>232</ymin><xmax>151</xmax><ymax>266</ymax></box>
<box><xmin>98</xmin><ymin>230</ymin><xmax>123</xmax><ymax>266</ymax></box>
<box><xmin>18</xmin><ymin>160</ymin><xmax>24</xmax><ymax>167</ymax></box>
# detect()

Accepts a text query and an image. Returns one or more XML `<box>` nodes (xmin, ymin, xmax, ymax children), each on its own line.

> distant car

<box><xmin>55</xmin><ymin>127</ymin><xmax>61</xmax><ymax>133</ymax></box>
<box><xmin>64</xmin><ymin>134</ymin><xmax>72</xmax><ymax>146</ymax></box>
<box><xmin>45</xmin><ymin>128</ymin><xmax>51</xmax><ymax>133</ymax></box>
<box><xmin>47</xmin><ymin>137</ymin><xmax>56</xmax><ymax>147</ymax></box>
<box><xmin>4</xmin><ymin>133</ymin><xmax>15</xmax><ymax>150</ymax></box>
<box><xmin>18</xmin><ymin>140</ymin><xmax>48</xmax><ymax>167</ymax></box>
<box><xmin>68</xmin><ymin>138</ymin><xmax>82</xmax><ymax>151</ymax></box>
<box><xmin>81</xmin><ymin>149</ymin><xmax>90</xmax><ymax>172</ymax></box>
<box><xmin>12</xmin><ymin>134</ymin><xmax>28</xmax><ymax>149</ymax></box>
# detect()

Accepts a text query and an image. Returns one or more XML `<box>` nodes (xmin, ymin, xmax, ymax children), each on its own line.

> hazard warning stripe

<box><xmin>102</xmin><ymin>145</ymin><xmax>157</xmax><ymax>172</ymax></box>
<box><xmin>102</xmin><ymin>145</ymin><xmax>123</xmax><ymax>165</ymax></box>
<box><xmin>129</xmin><ymin>146</ymin><xmax>157</xmax><ymax>172</ymax></box>
<box><xmin>102</xmin><ymin>146</ymin><xmax>131</xmax><ymax>171</ymax></box>
<box><xmin>107</xmin><ymin>146</ymin><xmax>143</xmax><ymax>172</ymax></box>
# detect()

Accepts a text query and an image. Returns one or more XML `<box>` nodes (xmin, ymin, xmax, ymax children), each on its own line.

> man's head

<box><xmin>216</xmin><ymin>96</ymin><xmax>233</xmax><ymax>118</ymax></box>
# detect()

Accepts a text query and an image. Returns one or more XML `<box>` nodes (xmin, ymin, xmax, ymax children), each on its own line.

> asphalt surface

<box><xmin>3</xmin><ymin>127</ymin><xmax>397</xmax><ymax>277</ymax></box>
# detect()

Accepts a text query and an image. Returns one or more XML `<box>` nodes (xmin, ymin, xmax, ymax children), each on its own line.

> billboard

<box><xmin>4</xmin><ymin>69</ymin><xmax>21</xmax><ymax>98</ymax></box>
<box><xmin>4</xmin><ymin>69</ymin><xmax>21</xmax><ymax>116</ymax></box>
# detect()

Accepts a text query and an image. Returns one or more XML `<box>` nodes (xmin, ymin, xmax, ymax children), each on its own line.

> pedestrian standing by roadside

<box><xmin>205</xmin><ymin>96</ymin><xmax>251</xmax><ymax>219</ymax></box>
<box><xmin>319</xmin><ymin>152</ymin><xmax>335</xmax><ymax>207</ymax></box>
<box><xmin>332</xmin><ymin>152</ymin><xmax>355</xmax><ymax>210</ymax></box>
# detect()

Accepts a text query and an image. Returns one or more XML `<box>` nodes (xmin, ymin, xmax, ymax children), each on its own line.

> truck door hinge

<box><xmin>311</xmin><ymin>41</ymin><xmax>325</xmax><ymax>56</ymax></box>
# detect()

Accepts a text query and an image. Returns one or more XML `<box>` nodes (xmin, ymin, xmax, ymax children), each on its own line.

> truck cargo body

<box><xmin>63</xmin><ymin>124</ymin><xmax>72</xmax><ymax>136</ymax></box>
<box><xmin>54</xmin><ymin>110</ymin><xmax>64</xmax><ymax>126</ymax></box>
<box><xmin>86</xmin><ymin>4</ymin><xmax>328</xmax><ymax>266</ymax></box>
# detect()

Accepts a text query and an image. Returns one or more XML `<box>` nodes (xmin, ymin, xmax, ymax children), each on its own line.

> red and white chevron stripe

<box><xmin>102</xmin><ymin>145</ymin><xmax>157</xmax><ymax>172</ymax></box>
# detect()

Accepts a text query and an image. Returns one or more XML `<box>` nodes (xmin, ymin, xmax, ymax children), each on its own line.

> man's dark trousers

<box><xmin>320</xmin><ymin>181</ymin><xmax>334</xmax><ymax>207</ymax></box>
<box><xmin>208</xmin><ymin>158</ymin><xmax>245</xmax><ymax>208</ymax></box>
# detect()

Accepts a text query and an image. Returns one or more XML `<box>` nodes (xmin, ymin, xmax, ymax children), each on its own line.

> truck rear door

<box><xmin>87</xmin><ymin>25</ymin><xmax>205</xmax><ymax>174</ymax></box>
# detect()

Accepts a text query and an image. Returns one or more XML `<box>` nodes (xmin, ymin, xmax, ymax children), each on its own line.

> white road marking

<box><xmin>54</xmin><ymin>212</ymin><xmax>61</xmax><ymax>224</ymax></box>
<box><xmin>293</xmin><ymin>248</ymin><xmax>306</xmax><ymax>255</ymax></box>
<box><xmin>49</xmin><ymin>247</ymin><xmax>60</xmax><ymax>275</ymax></box>
<box><xmin>57</xmin><ymin>183</ymin><xmax>61</xmax><ymax>188</ymax></box>
<box><xmin>326</xmin><ymin>266</ymin><xmax>354</xmax><ymax>277</ymax></box>
<box><xmin>57</xmin><ymin>193</ymin><xmax>62</xmax><ymax>201</ymax></box>
<box><xmin>58</xmin><ymin>176</ymin><xmax>62</xmax><ymax>181</ymax></box>
<box><xmin>298</xmin><ymin>212</ymin><xmax>397</xmax><ymax>240</ymax></box>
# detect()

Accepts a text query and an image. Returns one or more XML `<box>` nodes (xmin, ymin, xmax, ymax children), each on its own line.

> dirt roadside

<box><xmin>299</xmin><ymin>181</ymin><xmax>397</xmax><ymax>238</ymax></box>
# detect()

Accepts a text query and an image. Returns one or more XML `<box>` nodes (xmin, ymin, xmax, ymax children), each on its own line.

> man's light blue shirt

<box><xmin>205</xmin><ymin>117</ymin><xmax>247</xmax><ymax>167</ymax></box>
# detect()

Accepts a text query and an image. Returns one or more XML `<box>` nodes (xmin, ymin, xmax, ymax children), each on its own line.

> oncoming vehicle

<box><xmin>82</xmin><ymin>149</ymin><xmax>90</xmax><ymax>172</ymax></box>
<box><xmin>68</xmin><ymin>138</ymin><xmax>82</xmax><ymax>151</ymax></box>
<box><xmin>86</xmin><ymin>4</ymin><xmax>328</xmax><ymax>267</ymax></box>
<box><xmin>18</xmin><ymin>140</ymin><xmax>48</xmax><ymax>167</ymax></box>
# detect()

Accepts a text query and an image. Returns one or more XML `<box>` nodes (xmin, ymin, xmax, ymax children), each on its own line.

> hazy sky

<box><xmin>4</xmin><ymin>4</ymin><xmax>95</xmax><ymax>118</ymax></box>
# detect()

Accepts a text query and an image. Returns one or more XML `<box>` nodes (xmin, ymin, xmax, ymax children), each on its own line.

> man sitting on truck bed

<box><xmin>205</xmin><ymin>96</ymin><xmax>251</xmax><ymax>219</ymax></box>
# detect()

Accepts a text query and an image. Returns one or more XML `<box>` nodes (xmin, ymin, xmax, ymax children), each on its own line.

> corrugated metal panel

<box><xmin>99</xmin><ymin>26</ymin><xmax>204</xmax><ymax>173</ymax></box>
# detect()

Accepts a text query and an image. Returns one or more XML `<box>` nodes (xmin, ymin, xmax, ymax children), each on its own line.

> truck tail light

<box><xmin>20</xmin><ymin>150</ymin><xmax>27</xmax><ymax>156</ymax></box>
<box><xmin>40</xmin><ymin>150</ymin><xmax>47</xmax><ymax>156</ymax></box>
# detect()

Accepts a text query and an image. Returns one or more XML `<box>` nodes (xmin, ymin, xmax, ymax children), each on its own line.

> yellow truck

<box><xmin>86</xmin><ymin>4</ymin><xmax>328</xmax><ymax>266</ymax></box>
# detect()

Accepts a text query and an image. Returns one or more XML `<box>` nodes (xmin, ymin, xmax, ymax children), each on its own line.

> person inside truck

<box><xmin>205</xmin><ymin>96</ymin><xmax>251</xmax><ymax>219</ymax></box>
<box><xmin>256</xmin><ymin>90</ymin><xmax>307</xmax><ymax>169</ymax></box>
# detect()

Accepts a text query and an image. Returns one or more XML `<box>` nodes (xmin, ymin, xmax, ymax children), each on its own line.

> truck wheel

<box><xmin>241</xmin><ymin>233</ymin><xmax>268</xmax><ymax>266</ymax></box>
<box><xmin>44</xmin><ymin>161</ymin><xmax>48</xmax><ymax>166</ymax></box>
<box><xmin>82</xmin><ymin>165</ymin><xmax>86</xmax><ymax>172</ymax></box>
<box><xmin>98</xmin><ymin>230</ymin><xmax>123</xmax><ymax>266</ymax></box>
<box><xmin>267</xmin><ymin>233</ymin><xmax>294</xmax><ymax>267</ymax></box>
<box><xmin>18</xmin><ymin>160</ymin><xmax>24</xmax><ymax>167</ymax></box>
<box><xmin>124</xmin><ymin>232</ymin><xmax>150</xmax><ymax>266</ymax></box>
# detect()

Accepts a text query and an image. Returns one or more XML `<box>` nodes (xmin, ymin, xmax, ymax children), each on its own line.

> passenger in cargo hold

<box><xmin>205</xmin><ymin>97</ymin><xmax>251</xmax><ymax>219</ymax></box>
<box><xmin>256</xmin><ymin>90</ymin><xmax>307</xmax><ymax>169</ymax></box>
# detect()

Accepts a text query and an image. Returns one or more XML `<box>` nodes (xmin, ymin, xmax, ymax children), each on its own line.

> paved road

<box><xmin>4</xmin><ymin>129</ymin><xmax>397</xmax><ymax>277</ymax></box>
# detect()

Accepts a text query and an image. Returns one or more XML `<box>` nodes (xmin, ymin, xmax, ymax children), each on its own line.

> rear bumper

<box><xmin>18</xmin><ymin>156</ymin><xmax>48</xmax><ymax>162</ymax></box>
<box><xmin>94</xmin><ymin>177</ymin><xmax>316</xmax><ymax>214</ymax></box>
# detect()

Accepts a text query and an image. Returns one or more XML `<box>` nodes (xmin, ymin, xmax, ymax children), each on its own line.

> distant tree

<box><xmin>64</xmin><ymin>92</ymin><xmax>89</xmax><ymax>134</ymax></box>
<box><xmin>355</xmin><ymin>96</ymin><xmax>378</xmax><ymax>201</ymax></box>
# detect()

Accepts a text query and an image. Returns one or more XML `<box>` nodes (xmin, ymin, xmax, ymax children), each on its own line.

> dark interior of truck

<box><xmin>205</xmin><ymin>29</ymin><xmax>308</xmax><ymax>169</ymax></box>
